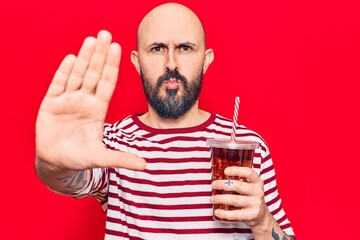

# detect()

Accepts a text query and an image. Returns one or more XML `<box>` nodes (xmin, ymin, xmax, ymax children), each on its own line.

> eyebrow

<box><xmin>147</xmin><ymin>41</ymin><xmax>197</xmax><ymax>48</ymax></box>
<box><xmin>148</xmin><ymin>42</ymin><xmax>167</xmax><ymax>49</ymax></box>
<box><xmin>176</xmin><ymin>42</ymin><xmax>197</xmax><ymax>48</ymax></box>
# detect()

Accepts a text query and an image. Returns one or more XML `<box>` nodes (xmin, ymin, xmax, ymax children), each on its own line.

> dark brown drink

<box><xmin>207</xmin><ymin>139</ymin><xmax>259</xmax><ymax>222</ymax></box>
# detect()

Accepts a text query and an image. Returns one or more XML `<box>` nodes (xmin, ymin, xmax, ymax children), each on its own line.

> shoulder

<box><xmin>103</xmin><ymin>115</ymin><xmax>135</xmax><ymax>135</ymax></box>
<box><xmin>102</xmin><ymin>115</ymin><xmax>138</xmax><ymax>151</ymax></box>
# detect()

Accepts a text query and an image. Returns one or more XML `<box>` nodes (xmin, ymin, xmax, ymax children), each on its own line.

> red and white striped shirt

<box><xmin>76</xmin><ymin>113</ymin><xmax>294</xmax><ymax>239</ymax></box>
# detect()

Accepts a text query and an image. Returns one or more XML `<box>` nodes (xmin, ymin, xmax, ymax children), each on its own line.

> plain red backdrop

<box><xmin>1</xmin><ymin>0</ymin><xmax>359</xmax><ymax>239</ymax></box>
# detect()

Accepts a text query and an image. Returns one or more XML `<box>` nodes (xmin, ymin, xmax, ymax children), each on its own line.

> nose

<box><xmin>165</xmin><ymin>49</ymin><xmax>179</xmax><ymax>72</ymax></box>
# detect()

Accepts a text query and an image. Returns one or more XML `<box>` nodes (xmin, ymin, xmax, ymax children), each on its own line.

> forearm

<box><xmin>35</xmin><ymin>156</ymin><xmax>90</xmax><ymax>195</ymax></box>
<box><xmin>251</xmin><ymin>208</ymin><xmax>294</xmax><ymax>240</ymax></box>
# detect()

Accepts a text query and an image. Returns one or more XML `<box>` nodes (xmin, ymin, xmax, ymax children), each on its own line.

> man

<box><xmin>35</xmin><ymin>3</ymin><xmax>295</xmax><ymax>239</ymax></box>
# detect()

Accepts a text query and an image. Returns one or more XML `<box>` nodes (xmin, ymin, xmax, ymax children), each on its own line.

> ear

<box><xmin>131</xmin><ymin>50</ymin><xmax>141</xmax><ymax>74</ymax></box>
<box><xmin>202</xmin><ymin>49</ymin><xmax>214</xmax><ymax>74</ymax></box>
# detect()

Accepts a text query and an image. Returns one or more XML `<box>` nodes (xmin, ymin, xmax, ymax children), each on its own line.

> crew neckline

<box><xmin>132</xmin><ymin>112</ymin><xmax>216</xmax><ymax>134</ymax></box>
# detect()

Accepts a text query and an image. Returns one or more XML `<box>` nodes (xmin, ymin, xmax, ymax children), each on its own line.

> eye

<box><xmin>151</xmin><ymin>46</ymin><xmax>164</xmax><ymax>52</ymax></box>
<box><xmin>180</xmin><ymin>45</ymin><xmax>192</xmax><ymax>52</ymax></box>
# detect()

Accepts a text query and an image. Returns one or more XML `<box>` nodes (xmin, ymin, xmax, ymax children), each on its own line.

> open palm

<box><xmin>36</xmin><ymin>30</ymin><xmax>145</xmax><ymax>171</ymax></box>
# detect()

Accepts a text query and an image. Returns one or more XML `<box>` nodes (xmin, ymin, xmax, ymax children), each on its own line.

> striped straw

<box><xmin>231</xmin><ymin>96</ymin><xmax>240</xmax><ymax>141</ymax></box>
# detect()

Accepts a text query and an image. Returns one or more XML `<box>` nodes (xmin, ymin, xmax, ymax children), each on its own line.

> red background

<box><xmin>1</xmin><ymin>0</ymin><xmax>359</xmax><ymax>239</ymax></box>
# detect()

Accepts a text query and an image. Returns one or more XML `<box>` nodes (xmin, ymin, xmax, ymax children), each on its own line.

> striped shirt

<box><xmin>75</xmin><ymin>113</ymin><xmax>294</xmax><ymax>239</ymax></box>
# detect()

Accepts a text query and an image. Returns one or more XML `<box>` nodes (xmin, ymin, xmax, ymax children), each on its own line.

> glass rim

<box><xmin>206</xmin><ymin>138</ymin><xmax>260</xmax><ymax>150</ymax></box>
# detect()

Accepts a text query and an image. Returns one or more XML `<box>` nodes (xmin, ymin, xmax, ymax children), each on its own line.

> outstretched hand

<box><xmin>36</xmin><ymin>30</ymin><xmax>146</xmax><ymax>171</ymax></box>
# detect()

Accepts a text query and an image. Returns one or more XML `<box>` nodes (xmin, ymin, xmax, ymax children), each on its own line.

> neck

<box><xmin>139</xmin><ymin>102</ymin><xmax>210</xmax><ymax>129</ymax></box>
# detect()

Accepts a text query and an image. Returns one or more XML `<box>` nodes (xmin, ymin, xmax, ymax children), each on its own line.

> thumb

<box><xmin>90</xmin><ymin>147</ymin><xmax>146</xmax><ymax>170</ymax></box>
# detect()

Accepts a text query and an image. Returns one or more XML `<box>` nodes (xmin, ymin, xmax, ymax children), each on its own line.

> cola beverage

<box><xmin>207</xmin><ymin>139</ymin><xmax>259</xmax><ymax>221</ymax></box>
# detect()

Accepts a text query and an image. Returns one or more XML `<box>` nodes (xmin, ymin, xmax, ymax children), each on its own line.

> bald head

<box><xmin>136</xmin><ymin>3</ymin><xmax>206</xmax><ymax>48</ymax></box>
<box><xmin>130</xmin><ymin>3</ymin><xmax>215</xmax><ymax>119</ymax></box>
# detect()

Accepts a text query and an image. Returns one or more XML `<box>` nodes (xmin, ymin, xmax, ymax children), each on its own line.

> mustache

<box><xmin>156</xmin><ymin>70</ymin><xmax>188</xmax><ymax>88</ymax></box>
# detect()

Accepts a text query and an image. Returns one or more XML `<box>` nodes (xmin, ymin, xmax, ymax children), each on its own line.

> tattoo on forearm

<box><xmin>272</xmin><ymin>228</ymin><xmax>293</xmax><ymax>240</ymax></box>
<box><xmin>57</xmin><ymin>171</ymin><xmax>87</xmax><ymax>193</ymax></box>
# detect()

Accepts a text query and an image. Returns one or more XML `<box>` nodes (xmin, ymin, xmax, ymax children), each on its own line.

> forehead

<box><xmin>137</xmin><ymin>5</ymin><xmax>205</xmax><ymax>47</ymax></box>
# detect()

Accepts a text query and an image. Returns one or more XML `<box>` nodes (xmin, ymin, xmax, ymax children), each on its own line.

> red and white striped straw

<box><xmin>231</xmin><ymin>96</ymin><xmax>240</xmax><ymax>141</ymax></box>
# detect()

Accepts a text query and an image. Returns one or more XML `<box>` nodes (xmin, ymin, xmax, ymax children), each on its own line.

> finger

<box><xmin>212</xmin><ymin>179</ymin><xmax>248</xmax><ymax>195</ymax></box>
<box><xmin>46</xmin><ymin>54</ymin><xmax>76</xmax><ymax>97</ymax></box>
<box><xmin>210</xmin><ymin>193</ymin><xmax>247</xmax><ymax>208</ymax></box>
<box><xmin>212</xmin><ymin>193</ymin><xmax>264</xmax><ymax>222</ymax></box>
<box><xmin>225</xmin><ymin>166</ymin><xmax>261</xmax><ymax>183</ymax></box>
<box><xmin>81</xmin><ymin>30</ymin><xmax>112</xmax><ymax>94</ymax></box>
<box><xmin>95</xmin><ymin>42</ymin><xmax>121</xmax><ymax>102</ymax></box>
<box><xmin>212</xmin><ymin>179</ymin><xmax>264</xmax><ymax>199</ymax></box>
<box><xmin>90</xmin><ymin>146</ymin><xmax>146</xmax><ymax>170</ymax></box>
<box><xmin>65</xmin><ymin>37</ymin><xmax>96</xmax><ymax>92</ymax></box>
<box><xmin>214</xmin><ymin>207</ymin><xmax>257</xmax><ymax>222</ymax></box>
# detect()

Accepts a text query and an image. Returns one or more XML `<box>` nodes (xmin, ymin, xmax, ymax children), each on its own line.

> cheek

<box><xmin>183</xmin><ymin>66</ymin><xmax>203</xmax><ymax>84</ymax></box>
<box><xmin>139</xmin><ymin>57</ymin><xmax>164</xmax><ymax>78</ymax></box>
<box><xmin>181</xmin><ymin>56</ymin><xmax>204</xmax><ymax>77</ymax></box>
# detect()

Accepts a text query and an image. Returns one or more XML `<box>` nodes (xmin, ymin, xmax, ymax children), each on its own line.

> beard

<box><xmin>140</xmin><ymin>69</ymin><xmax>203</xmax><ymax>120</ymax></box>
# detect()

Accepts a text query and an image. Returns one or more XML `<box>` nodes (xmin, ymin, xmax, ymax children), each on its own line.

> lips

<box><xmin>164</xmin><ymin>78</ymin><xmax>180</xmax><ymax>89</ymax></box>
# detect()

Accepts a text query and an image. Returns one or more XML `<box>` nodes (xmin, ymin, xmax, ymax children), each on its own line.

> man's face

<box><xmin>140</xmin><ymin>67</ymin><xmax>203</xmax><ymax>119</ymax></box>
<box><xmin>133</xmin><ymin>4</ymin><xmax>211</xmax><ymax>119</ymax></box>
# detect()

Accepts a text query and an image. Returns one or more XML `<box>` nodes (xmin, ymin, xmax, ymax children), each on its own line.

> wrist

<box><xmin>250</xmin><ymin>207</ymin><xmax>273</xmax><ymax>239</ymax></box>
<box><xmin>35</xmin><ymin>156</ymin><xmax>74</xmax><ymax>182</ymax></box>
<box><xmin>35</xmin><ymin>156</ymin><xmax>62</xmax><ymax>173</ymax></box>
